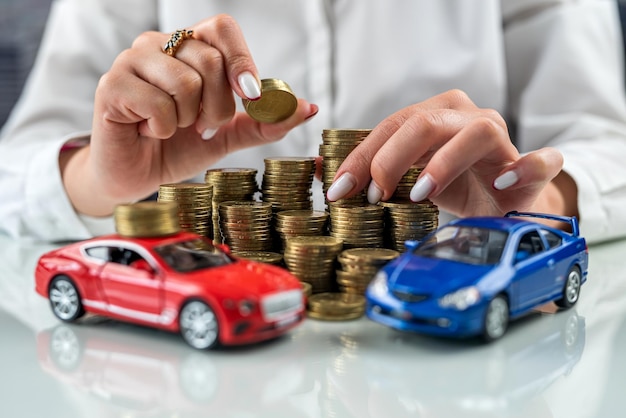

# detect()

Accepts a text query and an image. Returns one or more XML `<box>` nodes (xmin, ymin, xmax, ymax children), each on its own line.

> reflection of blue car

<box><xmin>366</xmin><ymin>211</ymin><xmax>589</xmax><ymax>341</ymax></box>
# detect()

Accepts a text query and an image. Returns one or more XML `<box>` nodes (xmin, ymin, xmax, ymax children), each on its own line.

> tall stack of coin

<box><xmin>261</xmin><ymin>157</ymin><xmax>316</xmax><ymax>212</ymax></box>
<box><xmin>391</xmin><ymin>166</ymin><xmax>423</xmax><ymax>200</ymax></box>
<box><xmin>379</xmin><ymin>200</ymin><xmax>439</xmax><ymax>250</ymax></box>
<box><xmin>283</xmin><ymin>236</ymin><xmax>343</xmax><ymax>294</ymax></box>
<box><xmin>274</xmin><ymin>210</ymin><xmax>329</xmax><ymax>252</ymax></box>
<box><xmin>336</xmin><ymin>248</ymin><xmax>400</xmax><ymax>294</ymax></box>
<box><xmin>307</xmin><ymin>293</ymin><xmax>366</xmax><ymax>321</ymax></box>
<box><xmin>157</xmin><ymin>183</ymin><xmax>213</xmax><ymax>238</ymax></box>
<box><xmin>319</xmin><ymin>129</ymin><xmax>370</xmax><ymax>205</ymax></box>
<box><xmin>328</xmin><ymin>203</ymin><xmax>385</xmax><ymax>249</ymax></box>
<box><xmin>114</xmin><ymin>201</ymin><xmax>180</xmax><ymax>238</ymax></box>
<box><xmin>205</xmin><ymin>168</ymin><xmax>258</xmax><ymax>243</ymax></box>
<box><xmin>218</xmin><ymin>201</ymin><xmax>274</xmax><ymax>252</ymax></box>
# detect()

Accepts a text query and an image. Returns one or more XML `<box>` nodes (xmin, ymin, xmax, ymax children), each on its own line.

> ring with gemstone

<box><xmin>163</xmin><ymin>29</ymin><xmax>194</xmax><ymax>57</ymax></box>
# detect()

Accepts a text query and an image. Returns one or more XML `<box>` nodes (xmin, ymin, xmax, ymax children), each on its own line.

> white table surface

<box><xmin>1</xmin><ymin>234</ymin><xmax>625</xmax><ymax>418</ymax></box>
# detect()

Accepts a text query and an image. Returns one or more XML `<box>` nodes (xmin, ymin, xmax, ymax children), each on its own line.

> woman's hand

<box><xmin>326</xmin><ymin>89</ymin><xmax>573</xmax><ymax>219</ymax></box>
<box><xmin>62</xmin><ymin>14</ymin><xmax>317</xmax><ymax>217</ymax></box>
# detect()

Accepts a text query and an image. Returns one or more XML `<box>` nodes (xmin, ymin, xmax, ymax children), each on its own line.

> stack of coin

<box><xmin>261</xmin><ymin>157</ymin><xmax>316</xmax><ymax>212</ymax></box>
<box><xmin>307</xmin><ymin>293</ymin><xmax>366</xmax><ymax>321</ymax></box>
<box><xmin>232</xmin><ymin>250</ymin><xmax>283</xmax><ymax>266</ymax></box>
<box><xmin>157</xmin><ymin>183</ymin><xmax>213</xmax><ymax>238</ymax></box>
<box><xmin>205</xmin><ymin>168</ymin><xmax>258</xmax><ymax>243</ymax></box>
<box><xmin>379</xmin><ymin>200</ymin><xmax>439</xmax><ymax>250</ymax></box>
<box><xmin>328</xmin><ymin>203</ymin><xmax>385</xmax><ymax>249</ymax></box>
<box><xmin>242</xmin><ymin>78</ymin><xmax>297</xmax><ymax>123</ymax></box>
<box><xmin>218</xmin><ymin>201</ymin><xmax>274</xmax><ymax>252</ymax></box>
<box><xmin>336</xmin><ymin>248</ymin><xmax>400</xmax><ymax>294</ymax></box>
<box><xmin>114</xmin><ymin>201</ymin><xmax>180</xmax><ymax>238</ymax></box>
<box><xmin>274</xmin><ymin>210</ymin><xmax>329</xmax><ymax>252</ymax></box>
<box><xmin>283</xmin><ymin>236</ymin><xmax>343</xmax><ymax>294</ymax></box>
<box><xmin>391</xmin><ymin>166</ymin><xmax>423</xmax><ymax>201</ymax></box>
<box><xmin>319</xmin><ymin>129</ymin><xmax>371</xmax><ymax>205</ymax></box>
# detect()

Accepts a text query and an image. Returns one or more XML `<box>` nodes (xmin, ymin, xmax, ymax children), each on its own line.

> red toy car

<box><xmin>35</xmin><ymin>232</ymin><xmax>305</xmax><ymax>349</ymax></box>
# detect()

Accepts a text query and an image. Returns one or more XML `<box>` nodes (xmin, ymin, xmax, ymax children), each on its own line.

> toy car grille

<box><xmin>391</xmin><ymin>290</ymin><xmax>429</xmax><ymax>303</ymax></box>
<box><xmin>261</xmin><ymin>289</ymin><xmax>303</xmax><ymax>321</ymax></box>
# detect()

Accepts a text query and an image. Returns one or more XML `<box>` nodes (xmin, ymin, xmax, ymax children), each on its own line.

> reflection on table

<box><xmin>1</xmin><ymin>234</ymin><xmax>625</xmax><ymax>417</ymax></box>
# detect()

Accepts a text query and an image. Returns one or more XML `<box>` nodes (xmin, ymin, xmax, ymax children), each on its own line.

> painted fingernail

<box><xmin>410</xmin><ymin>173</ymin><xmax>435</xmax><ymax>202</ymax></box>
<box><xmin>305</xmin><ymin>104</ymin><xmax>319</xmax><ymax>121</ymax></box>
<box><xmin>367</xmin><ymin>180</ymin><xmax>384</xmax><ymax>204</ymax></box>
<box><xmin>238</xmin><ymin>71</ymin><xmax>261</xmax><ymax>100</ymax></box>
<box><xmin>327</xmin><ymin>172</ymin><xmax>357</xmax><ymax>201</ymax></box>
<box><xmin>494</xmin><ymin>171</ymin><xmax>519</xmax><ymax>190</ymax></box>
<box><xmin>201</xmin><ymin>128</ymin><xmax>218</xmax><ymax>140</ymax></box>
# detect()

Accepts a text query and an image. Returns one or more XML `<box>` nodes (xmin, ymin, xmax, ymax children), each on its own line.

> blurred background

<box><xmin>0</xmin><ymin>0</ymin><xmax>53</xmax><ymax>127</ymax></box>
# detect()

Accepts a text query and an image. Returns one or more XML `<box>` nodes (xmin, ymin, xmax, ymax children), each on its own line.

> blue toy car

<box><xmin>366</xmin><ymin>211</ymin><xmax>588</xmax><ymax>341</ymax></box>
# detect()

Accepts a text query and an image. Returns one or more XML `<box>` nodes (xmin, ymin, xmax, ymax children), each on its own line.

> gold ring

<box><xmin>163</xmin><ymin>29</ymin><xmax>194</xmax><ymax>57</ymax></box>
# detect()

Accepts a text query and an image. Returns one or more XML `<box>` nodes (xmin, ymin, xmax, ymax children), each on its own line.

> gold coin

<box><xmin>307</xmin><ymin>309</ymin><xmax>365</xmax><ymax>321</ymax></box>
<box><xmin>242</xmin><ymin>78</ymin><xmax>297</xmax><ymax>123</ymax></box>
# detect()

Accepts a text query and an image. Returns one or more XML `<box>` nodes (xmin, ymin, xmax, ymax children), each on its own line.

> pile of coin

<box><xmin>391</xmin><ymin>166</ymin><xmax>423</xmax><ymax>200</ymax></box>
<box><xmin>157</xmin><ymin>183</ymin><xmax>213</xmax><ymax>238</ymax></box>
<box><xmin>307</xmin><ymin>293</ymin><xmax>366</xmax><ymax>321</ymax></box>
<box><xmin>274</xmin><ymin>209</ymin><xmax>329</xmax><ymax>252</ymax></box>
<box><xmin>242</xmin><ymin>78</ymin><xmax>297</xmax><ymax>123</ymax></box>
<box><xmin>205</xmin><ymin>168</ymin><xmax>258</xmax><ymax>243</ymax></box>
<box><xmin>114</xmin><ymin>201</ymin><xmax>180</xmax><ymax>238</ymax></box>
<box><xmin>218</xmin><ymin>201</ymin><xmax>274</xmax><ymax>252</ymax></box>
<box><xmin>336</xmin><ymin>248</ymin><xmax>400</xmax><ymax>294</ymax></box>
<box><xmin>319</xmin><ymin>129</ymin><xmax>371</xmax><ymax>205</ymax></box>
<box><xmin>328</xmin><ymin>203</ymin><xmax>385</xmax><ymax>249</ymax></box>
<box><xmin>283</xmin><ymin>236</ymin><xmax>343</xmax><ymax>294</ymax></box>
<box><xmin>261</xmin><ymin>157</ymin><xmax>315</xmax><ymax>212</ymax></box>
<box><xmin>380</xmin><ymin>200</ymin><xmax>439</xmax><ymax>250</ymax></box>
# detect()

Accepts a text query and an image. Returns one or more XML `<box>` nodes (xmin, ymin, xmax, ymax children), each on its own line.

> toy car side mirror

<box><xmin>217</xmin><ymin>243</ymin><xmax>231</xmax><ymax>254</ymax></box>
<box><xmin>130</xmin><ymin>259</ymin><xmax>154</xmax><ymax>274</ymax></box>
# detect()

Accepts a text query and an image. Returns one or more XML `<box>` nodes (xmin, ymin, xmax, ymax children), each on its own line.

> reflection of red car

<box><xmin>35</xmin><ymin>232</ymin><xmax>305</xmax><ymax>349</ymax></box>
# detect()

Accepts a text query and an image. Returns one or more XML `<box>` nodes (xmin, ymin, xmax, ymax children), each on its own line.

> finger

<box><xmin>410</xmin><ymin>116</ymin><xmax>514</xmax><ymax>202</ymax></box>
<box><xmin>173</xmin><ymin>41</ymin><xmax>237</xmax><ymax>138</ymax></box>
<box><xmin>192</xmin><ymin>14</ymin><xmax>261</xmax><ymax>100</ymax></box>
<box><xmin>126</xmin><ymin>33</ymin><xmax>203</xmax><ymax>129</ymax></box>
<box><xmin>95</xmin><ymin>70</ymin><xmax>178</xmax><ymax>141</ymax></box>
<box><xmin>327</xmin><ymin>108</ymin><xmax>461</xmax><ymax>202</ymax></box>
<box><xmin>493</xmin><ymin>147</ymin><xmax>564</xmax><ymax>191</ymax></box>
<box><xmin>202</xmin><ymin>99</ymin><xmax>318</xmax><ymax>159</ymax></box>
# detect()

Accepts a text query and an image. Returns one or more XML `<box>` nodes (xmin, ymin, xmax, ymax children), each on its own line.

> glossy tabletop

<box><xmin>1</xmin><ymin>234</ymin><xmax>625</xmax><ymax>418</ymax></box>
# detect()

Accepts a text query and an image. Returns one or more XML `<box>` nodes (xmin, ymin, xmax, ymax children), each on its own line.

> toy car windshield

<box><xmin>415</xmin><ymin>226</ymin><xmax>508</xmax><ymax>265</ymax></box>
<box><xmin>154</xmin><ymin>239</ymin><xmax>234</xmax><ymax>273</ymax></box>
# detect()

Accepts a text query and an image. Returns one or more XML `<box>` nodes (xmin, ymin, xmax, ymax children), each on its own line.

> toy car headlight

<box><xmin>439</xmin><ymin>286</ymin><xmax>481</xmax><ymax>310</ymax></box>
<box><xmin>238</xmin><ymin>299</ymin><xmax>255</xmax><ymax>316</ymax></box>
<box><xmin>370</xmin><ymin>270</ymin><xmax>388</xmax><ymax>295</ymax></box>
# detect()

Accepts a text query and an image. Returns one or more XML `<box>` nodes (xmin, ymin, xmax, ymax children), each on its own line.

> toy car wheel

<box><xmin>48</xmin><ymin>276</ymin><xmax>85</xmax><ymax>321</ymax></box>
<box><xmin>483</xmin><ymin>295</ymin><xmax>509</xmax><ymax>342</ymax></box>
<box><xmin>555</xmin><ymin>266</ymin><xmax>581</xmax><ymax>309</ymax></box>
<box><xmin>179</xmin><ymin>300</ymin><xmax>220</xmax><ymax>350</ymax></box>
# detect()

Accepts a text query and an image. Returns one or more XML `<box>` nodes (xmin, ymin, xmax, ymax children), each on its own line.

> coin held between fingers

<box><xmin>242</xmin><ymin>78</ymin><xmax>297</xmax><ymax>123</ymax></box>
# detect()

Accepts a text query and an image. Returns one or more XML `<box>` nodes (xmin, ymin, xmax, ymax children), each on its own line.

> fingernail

<box><xmin>367</xmin><ymin>180</ymin><xmax>384</xmax><ymax>204</ymax></box>
<box><xmin>327</xmin><ymin>173</ymin><xmax>357</xmax><ymax>201</ymax></box>
<box><xmin>238</xmin><ymin>71</ymin><xmax>261</xmax><ymax>99</ymax></box>
<box><xmin>201</xmin><ymin>128</ymin><xmax>218</xmax><ymax>140</ymax></box>
<box><xmin>410</xmin><ymin>173</ymin><xmax>435</xmax><ymax>202</ymax></box>
<box><xmin>305</xmin><ymin>104</ymin><xmax>319</xmax><ymax>121</ymax></box>
<box><xmin>494</xmin><ymin>171</ymin><xmax>519</xmax><ymax>190</ymax></box>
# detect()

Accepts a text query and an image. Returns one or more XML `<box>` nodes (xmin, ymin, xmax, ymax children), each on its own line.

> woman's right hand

<box><xmin>62</xmin><ymin>14</ymin><xmax>317</xmax><ymax>217</ymax></box>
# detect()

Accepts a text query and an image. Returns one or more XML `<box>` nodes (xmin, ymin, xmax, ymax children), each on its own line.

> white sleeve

<box><xmin>0</xmin><ymin>0</ymin><xmax>157</xmax><ymax>241</ymax></box>
<box><xmin>503</xmin><ymin>0</ymin><xmax>626</xmax><ymax>244</ymax></box>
